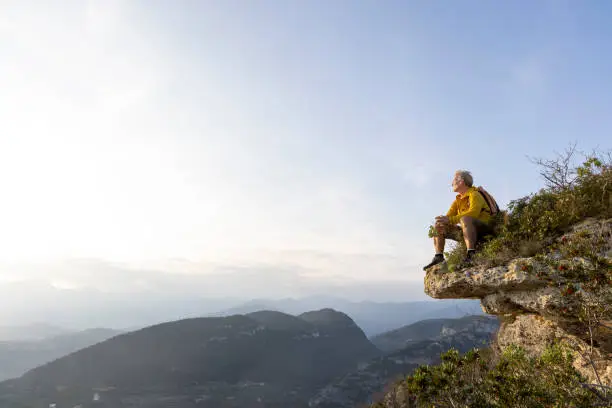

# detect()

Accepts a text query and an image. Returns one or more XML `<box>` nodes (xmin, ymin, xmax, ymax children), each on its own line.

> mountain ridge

<box><xmin>0</xmin><ymin>309</ymin><xmax>379</xmax><ymax>407</ymax></box>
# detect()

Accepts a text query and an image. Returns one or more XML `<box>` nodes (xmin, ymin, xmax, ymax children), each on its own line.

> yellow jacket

<box><xmin>446</xmin><ymin>187</ymin><xmax>492</xmax><ymax>225</ymax></box>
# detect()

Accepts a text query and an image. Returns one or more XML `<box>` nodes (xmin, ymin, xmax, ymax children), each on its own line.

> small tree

<box><xmin>527</xmin><ymin>142</ymin><xmax>580</xmax><ymax>191</ymax></box>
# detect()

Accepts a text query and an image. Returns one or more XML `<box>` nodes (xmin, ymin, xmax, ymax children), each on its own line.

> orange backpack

<box><xmin>476</xmin><ymin>186</ymin><xmax>500</xmax><ymax>216</ymax></box>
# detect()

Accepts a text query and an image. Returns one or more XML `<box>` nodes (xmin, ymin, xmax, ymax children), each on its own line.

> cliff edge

<box><xmin>373</xmin><ymin>152</ymin><xmax>611</xmax><ymax>407</ymax></box>
<box><xmin>425</xmin><ymin>218</ymin><xmax>611</xmax><ymax>386</ymax></box>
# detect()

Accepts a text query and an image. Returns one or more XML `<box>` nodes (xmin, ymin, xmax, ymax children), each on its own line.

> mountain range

<box><xmin>0</xmin><ymin>310</ymin><xmax>496</xmax><ymax>408</ymax></box>
<box><xmin>213</xmin><ymin>297</ymin><xmax>484</xmax><ymax>336</ymax></box>
<box><xmin>0</xmin><ymin>309</ymin><xmax>378</xmax><ymax>407</ymax></box>
<box><xmin>0</xmin><ymin>284</ymin><xmax>482</xmax><ymax>336</ymax></box>
<box><xmin>0</xmin><ymin>328</ymin><xmax>122</xmax><ymax>381</ymax></box>
<box><xmin>0</xmin><ymin>324</ymin><xmax>71</xmax><ymax>342</ymax></box>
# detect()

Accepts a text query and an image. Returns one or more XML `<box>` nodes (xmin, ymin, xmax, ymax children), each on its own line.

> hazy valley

<box><xmin>0</xmin><ymin>302</ymin><xmax>494</xmax><ymax>408</ymax></box>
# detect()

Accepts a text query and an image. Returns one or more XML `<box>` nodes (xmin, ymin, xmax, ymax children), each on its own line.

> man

<box><xmin>423</xmin><ymin>170</ymin><xmax>493</xmax><ymax>270</ymax></box>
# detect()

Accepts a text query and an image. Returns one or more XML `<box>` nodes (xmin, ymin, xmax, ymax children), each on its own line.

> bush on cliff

<box><xmin>445</xmin><ymin>147</ymin><xmax>611</xmax><ymax>272</ymax></box>
<box><xmin>371</xmin><ymin>344</ymin><xmax>601</xmax><ymax>408</ymax></box>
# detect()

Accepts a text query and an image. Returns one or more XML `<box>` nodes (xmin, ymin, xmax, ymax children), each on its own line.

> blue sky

<box><xmin>0</xmin><ymin>1</ymin><xmax>610</xmax><ymax>299</ymax></box>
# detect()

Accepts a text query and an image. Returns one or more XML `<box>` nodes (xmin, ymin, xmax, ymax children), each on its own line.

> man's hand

<box><xmin>434</xmin><ymin>216</ymin><xmax>449</xmax><ymax>235</ymax></box>
<box><xmin>435</xmin><ymin>215</ymin><xmax>449</xmax><ymax>225</ymax></box>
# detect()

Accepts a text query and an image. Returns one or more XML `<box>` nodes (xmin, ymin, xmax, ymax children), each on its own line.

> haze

<box><xmin>1</xmin><ymin>1</ymin><xmax>610</xmax><ymax>327</ymax></box>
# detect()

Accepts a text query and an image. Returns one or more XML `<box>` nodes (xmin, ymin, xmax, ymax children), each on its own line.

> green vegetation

<box><xmin>443</xmin><ymin>147</ymin><xmax>611</xmax><ymax>274</ymax></box>
<box><xmin>404</xmin><ymin>146</ymin><xmax>612</xmax><ymax>408</ymax></box>
<box><xmin>371</xmin><ymin>344</ymin><xmax>600</xmax><ymax>408</ymax></box>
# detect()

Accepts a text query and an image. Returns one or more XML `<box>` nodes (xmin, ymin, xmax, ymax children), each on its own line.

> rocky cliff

<box><xmin>425</xmin><ymin>218</ymin><xmax>612</xmax><ymax>386</ymax></box>
<box><xmin>372</xmin><ymin>153</ymin><xmax>611</xmax><ymax>407</ymax></box>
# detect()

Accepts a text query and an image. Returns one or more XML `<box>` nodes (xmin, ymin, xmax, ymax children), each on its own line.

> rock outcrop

<box><xmin>425</xmin><ymin>218</ymin><xmax>612</xmax><ymax>386</ymax></box>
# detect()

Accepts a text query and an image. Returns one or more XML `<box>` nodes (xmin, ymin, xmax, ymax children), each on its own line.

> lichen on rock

<box><xmin>424</xmin><ymin>257</ymin><xmax>550</xmax><ymax>300</ymax></box>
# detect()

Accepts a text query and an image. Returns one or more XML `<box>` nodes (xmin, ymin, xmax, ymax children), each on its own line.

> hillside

<box><xmin>0</xmin><ymin>309</ymin><xmax>378</xmax><ymax>407</ymax></box>
<box><xmin>371</xmin><ymin>315</ymin><xmax>498</xmax><ymax>353</ymax></box>
<box><xmin>0</xmin><ymin>328</ymin><xmax>121</xmax><ymax>381</ymax></box>
<box><xmin>310</xmin><ymin>316</ymin><xmax>498</xmax><ymax>408</ymax></box>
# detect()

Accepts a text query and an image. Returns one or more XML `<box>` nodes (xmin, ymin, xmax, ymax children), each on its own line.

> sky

<box><xmin>0</xmin><ymin>0</ymin><xmax>610</xmax><ymax>303</ymax></box>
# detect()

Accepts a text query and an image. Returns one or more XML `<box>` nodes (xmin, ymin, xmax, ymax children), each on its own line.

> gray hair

<box><xmin>455</xmin><ymin>170</ymin><xmax>473</xmax><ymax>187</ymax></box>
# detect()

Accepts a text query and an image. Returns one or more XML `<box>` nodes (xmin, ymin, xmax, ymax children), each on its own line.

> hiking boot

<box><xmin>457</xmin><ymin>249</ymin><xmax>477</xmax><ymax>269</ymax></box>
<box><xmin>423</xmin><ymin>254</ymin><xmax>445</xmax><ymax>271</ymax></box>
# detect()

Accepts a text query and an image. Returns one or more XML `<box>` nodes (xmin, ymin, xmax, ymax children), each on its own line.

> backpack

<box><xmin>476</xmin><ymin>186</ymin><xmax>500</xmax><ymax>216</ymax></box>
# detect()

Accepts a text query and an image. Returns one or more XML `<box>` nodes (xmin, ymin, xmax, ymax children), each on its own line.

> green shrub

<box><xmin>371</xmin><ymin>344</ymin><xmax>602</xmax><ymax>408</ymax></box>
<box><xmin>444</xmin><ymin>240</ymin><xmax>466</xmax><ymax>272</ymax></box>
<box><xmin>468</xmin><ymin>149</ymin><xmax>611</xmax><ymax>269</ymax></box>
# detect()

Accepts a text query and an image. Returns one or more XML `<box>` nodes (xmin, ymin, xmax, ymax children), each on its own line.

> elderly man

<box><xmin>423</xmin><ymin>170</ymin><xmax>494</xmax><ymax>270</ymax></box>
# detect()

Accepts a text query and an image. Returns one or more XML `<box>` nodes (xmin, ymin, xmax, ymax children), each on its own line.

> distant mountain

<box><xmin>0</xmin><ymin>324</ymin><xmax>70</xmax><ymax>342</ymax></box>
<box><xmin>309</xmin><ymin>316</ymin><xmax>499</xmax><ymax>408</ymax></box>
<box><xmin>214</xmin><ymin>297</ymin><xmax>484</xmax><ymax>336</ymax></box>
<box><xmin>371</xmin><ymin>315</ymin><xmax>499</xmax><ymax>353</ymax></box>
<box><xmin>0</xmin><ymin>309</ymin><xmax>378</xmax><ymax>408</ymax></box>
<box><xmin>0</xmin><ymin>328</ymin><xmax>122</xmax><ymax>381</ymax></box>
<box><xmin>0</xmin><ymin>312</ymin><xmax>499</xmax><ymax>407</ymax></box>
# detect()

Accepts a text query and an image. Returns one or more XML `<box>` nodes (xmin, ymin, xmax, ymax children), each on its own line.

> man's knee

<box><xmin>434</xmin><ymin>222</ymin><xmax>447</xmax><ymax>235</ymax></box>
<box><xmin>459</xmin><ymin>216</ymin><xmax>476</xmax><ymax>227</ymax></box>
